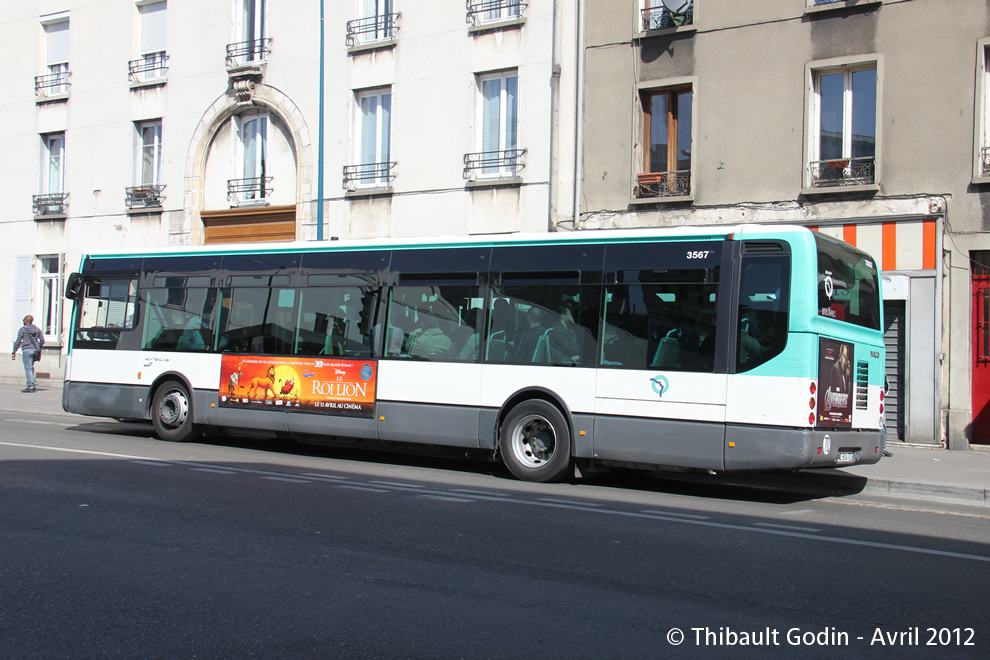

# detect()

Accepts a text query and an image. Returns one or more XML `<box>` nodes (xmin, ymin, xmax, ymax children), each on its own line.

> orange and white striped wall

<box><xmin>807</xmin><ymin>218</ymin><xmax>939</xmax><ymax>272</ymax></box>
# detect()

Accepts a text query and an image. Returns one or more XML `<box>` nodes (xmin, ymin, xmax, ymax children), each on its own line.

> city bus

<box><xmin>62</xmin><ymin>225</ymin><xmax>886</xmax><ymax>482</ymax></box>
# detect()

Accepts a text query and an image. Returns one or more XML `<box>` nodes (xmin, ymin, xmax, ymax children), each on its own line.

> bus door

<box><xmin>594</xmin><ymin>241</ymin><xmax>727</xmax><ymax>469</ymax></box>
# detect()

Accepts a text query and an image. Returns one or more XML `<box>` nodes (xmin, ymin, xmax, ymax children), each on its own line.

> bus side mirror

<box><xmin>65</xmin><ymin>273</ymin><xmax>83</xmax><ymax>300</ymax></box>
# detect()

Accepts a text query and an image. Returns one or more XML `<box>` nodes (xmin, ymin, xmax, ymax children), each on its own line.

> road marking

<box><xmin>0</xmin><ymin>441</ymin><xmax>159</xmax><ymax>461</ymax></box>
<box><xmin>129</xmin><ymin>460</ymin><xmax>172</xmax><ymax>467</ymax></box>
<box><xmin>540</xmin><ymin>498</ymin><xmax>604</xmax><ymax>507</ymax></box>
<box><xmin>754</xmin><ymin>522</ymin><xmax>822</xmax><ymax>533</ymax></box>
<box><xmin>190</xmin><ymin>468</ymin><xmax>237</xmax><ymax>475</ymax></box>
<box><xmin>452</xmin><ymin>488</ymin><xmax>511</xmax><ymax>497</ymax></box>
<box><xmin>416</xmin><ymin>494</ymin><xmax>475</xmax><ymax>503</ymax></box>
<box><xmin>371</xmin><ymin>481</ymin><xmax>425</xmax><ymax>489</ymax></box>
<box><xmin>336</xmin><ymin>484</ymin><xmax>391</xmax><ymax>493</ymax></box>
<box><xmin>641</xmin><ymin>509</ymin><xmax>710</xmax><ymax>520</ymax></box>
<box><xmin>300</xmin><ymin>473</ymin><xmax>351</xmax><ymax>481</ymax></box>
<box><xmin>261</xmin><ymin>476</ymin><xmax>312</xmax><ymax>484</ymax></box>
<box><xmin>3</xmin><ymin>418</ymin><xmax>75</xmax><ymax>427</ymax></box>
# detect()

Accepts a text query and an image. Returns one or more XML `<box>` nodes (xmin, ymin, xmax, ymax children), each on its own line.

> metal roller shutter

<box><xmin>883</xmin><ymin>300</ymin><xmax>906</xmax><ymax>441</ymax></box>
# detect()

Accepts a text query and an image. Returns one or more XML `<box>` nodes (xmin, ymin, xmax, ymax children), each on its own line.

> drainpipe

<box><xmin>316</xmin><ymin>0</ymin><xmax>325</xmax><ymax>241</ymax></box>
<box><xmin>548</xmin><ymin>0</ymin><xmax>561</xmax><ymax>231</ymax></box>
<box><xmin>572</xmin><ymin>0</ymin><xmax>585</xmax><ymax>229</ymax></box>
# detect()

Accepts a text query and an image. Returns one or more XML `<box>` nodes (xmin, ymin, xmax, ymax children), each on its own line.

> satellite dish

<box><xmin>661</xmin><ymin>0</ymin><xmax>692</xmax><ymax>16</ymax></box>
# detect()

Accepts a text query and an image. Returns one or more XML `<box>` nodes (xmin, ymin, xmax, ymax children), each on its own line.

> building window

<box><xmin>467</xmin><ymin>1</ymin><xmax>525</xmax><ymax>26</ymax></box>
<box><xmin>465</xmin><ymin>71</ymin><xmax>523</xmax><ymax>180</ymax></box>
<box><xmin>227</xmin><ymin>0</ymin><xmax>270</xmax><ymax>67</ymax></box>
<box><xmin>37</xmin><ymin>20</ymin><xmax>70</xmax><ymax>97</ymax></box>
<box><xmin>38</xmin><ymin>255</ymin><xmax>62</xmax><ymax>342</ymax></box>
<box><xmin>346</xmin><ymin>88</ymin><xmax>394</xmax><ymax>190</ymax></box>
<box><xmin>978</xmin><ymin>42</ymin><xmax>990</xmax><ymax>179</ymax></box>
<box><xmin>34</xmin><ymin>133</ymin><xmax>68</xmax><ymax>216</ymax></box>
<box><xmin>127</xmin><ymin>120</ymin><xmax>165</xmax><ymax>209</ymax></box>
<box><xmin>130</xmin><ymin>1</ymin><xmax>168</xmax><ymax>83</ymax></box>
<box><xmin>808</xmin><ymin>64</ymin><xmax>877</xmax><ymax>188</ymax></box>
<box><xmin>637</xmin><ymin>86</ymin><xmax>692</xmax><ymax>198</ymax></box>
<box><xmin>230</xmin><ymin>112</ymin><xmax>272</xmax><ymax>206</ymax></box>
<box><xmin>346</xmin><ymin>0</ymin><xmax>398</xmax><ymax>47</ymax></box>
<box><xmin>641</xmin><ymin>1</ymin><xmax>694</xmax><ymax>31</ymax></box>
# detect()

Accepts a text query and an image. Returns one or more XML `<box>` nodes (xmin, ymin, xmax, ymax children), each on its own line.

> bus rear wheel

<box><xmin>152</xmin><ymin>380</ymin><xmax>200</xmax><ymax>443</ymax></box>
<box><xmin>500</xmin><ymin>400</ymin><xmax>572</xmax><ymax>483</ymax></box>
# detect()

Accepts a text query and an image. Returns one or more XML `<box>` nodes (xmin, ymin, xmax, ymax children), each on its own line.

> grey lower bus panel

<box><xmin>63</xmin><ymin>382</ymin><xmax>147</xmax><ymax>420</ymax></box>
<box><xmin>593</xmin><ymin>415</ymin><xmax>726</xmax><ymax>471</ymax></box>
<box><xmin>376</xmin><ymin>400</ymin><xmax>481</xmax><ymax>448</ymax></box>
<box><xmin>288</xmin><ymin>410</ymin><xmax>378</xmax><ymax>440</ymax></box>
<box><xmin>723</xmin><ymin>425</ymin><xmax>884</xmax><ymax>470</ymax></box>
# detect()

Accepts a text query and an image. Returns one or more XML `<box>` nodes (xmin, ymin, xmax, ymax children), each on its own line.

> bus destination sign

<box><xmin>219</xmin><ymin>354</ymin><xmax>376</xmax><ymax>418</ymax></box>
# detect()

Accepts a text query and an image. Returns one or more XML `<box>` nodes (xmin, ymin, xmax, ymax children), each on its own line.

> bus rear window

<box><xmin>815</xmin><ymin>233</ymin><xmax>881</xmax><ymax>331</ymax></box>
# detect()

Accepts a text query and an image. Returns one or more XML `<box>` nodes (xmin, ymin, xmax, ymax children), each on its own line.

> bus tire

<box><xmin>500</xmin><ymin>400</ymin><xmax>572</xmax><ymax>483</ymax></box>
<box><xmin>152</xmin><ymin>380</ymin><xmax>200</xmax><ymax>443</ymax></box>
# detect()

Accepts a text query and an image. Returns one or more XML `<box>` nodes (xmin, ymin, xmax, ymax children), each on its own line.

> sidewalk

<box><xmin>1</xmin><ymin>380</ymin><xmax>987</xmax><ymax>508</ymax></box>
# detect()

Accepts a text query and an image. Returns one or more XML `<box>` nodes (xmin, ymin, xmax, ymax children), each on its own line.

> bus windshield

<box><xmin>815</xmin><ymin>232</ymin><xmax>881</xmax><ymax>330</ymax></box>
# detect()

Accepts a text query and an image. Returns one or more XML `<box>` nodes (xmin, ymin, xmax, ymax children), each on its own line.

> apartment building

<box><xmin>1</xmin><ymin>1</ymin><xmax>579</xmax><ymax>380</ymax></box>
<box><xmin>579</xmin><ymin>0</ymin><xmax>990</xmax><ymax>450</ymax></box>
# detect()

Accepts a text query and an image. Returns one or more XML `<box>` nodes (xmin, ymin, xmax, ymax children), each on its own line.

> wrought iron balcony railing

<box><xmin>467</xmin><ymin>0</ymin><xmax>525</xmax><ymax>25</ymax></box>
<box><xmin>642</xmin><ymin>1</ymin><xmax>694</xmax><ymax>31</ymax></box>
<box><xmin>343</xmin><ymin>162</ymin><xmax>396</xmax><ymax>190</ymax></box>
<box><xmin>346</xmin><ymin>14</ymin><xmax>399</xmax><ymax>46</ymax></box>
<box><xmin>636</xmin><ymin>170</ymin><xmax>691</xmax><ymax>198</ymax></box>
<box><xmin>981</xmin><ymin>147</ymin><xmax>990</xmax><ymax>177</ymax></box>
<box><xmin>808</xmin><ymin>157</ymin><xmax>875</xmax><ymax>188</ymax></box>
<box><xmin>128</xmin><ymin>52</ymin><xmax>168</xmax><ymax>83</ymax></box>
<box><xmin>227</xmin><ymin>177</ymin><xmax>273</xmax><ymax>205</ymax></box>
<box><xmin>463</xmin><ymin>149</ymin><xmax>526</xmax><ymax>179</ymax></box>
<box><xmin>33</xmin><ymin>192</ymin><xmax>69</xmax><ymax>216</ymax></box>
<box><xmin>126</xmin><ymin>184</ymin><xmax>165</xmax><ymax>209</ymax></box>
<box><xmin>35</xmin><ymin>69</ymin><xmax>71</xmax><ymax>97</ymax></box>
<box><xmin>225</xmin><ymin>38</ymin><xmax>272</xmax><ymax>68</ymax></box>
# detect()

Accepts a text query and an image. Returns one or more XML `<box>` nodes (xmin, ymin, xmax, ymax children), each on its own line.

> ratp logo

<box><xmin>650</xmin><ymin>375</ymin><xmax>670</xmax><ymax>398</ymax></box>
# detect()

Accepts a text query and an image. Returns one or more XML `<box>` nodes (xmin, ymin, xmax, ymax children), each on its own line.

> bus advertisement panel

<box><xmin>219</xmin><ymin>354</ymin><xmax>376</xmax><ymax>418</ymax></box>
<box><xmin>818</xmin><ymin>338</ymin><xmax>854</xmax><ymax>428</ymax></box>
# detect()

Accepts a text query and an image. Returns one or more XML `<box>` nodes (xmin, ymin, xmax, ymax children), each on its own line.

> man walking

<box><xmin>12</xmin><ymin>315</ymin><xmax>45</xmax><ymax>393</ymax></box>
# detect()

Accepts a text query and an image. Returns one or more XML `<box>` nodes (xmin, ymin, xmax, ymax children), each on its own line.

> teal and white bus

<box><xmin>63</xmin><ymin>225</ymin><xmax>886</xmax><ymax>482</ymax></box>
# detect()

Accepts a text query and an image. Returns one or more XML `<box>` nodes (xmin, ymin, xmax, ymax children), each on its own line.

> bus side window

<box><xmin>736</xmin><ymin>256</ymin><xmax>789</xmax><ymax>372</ymax></box>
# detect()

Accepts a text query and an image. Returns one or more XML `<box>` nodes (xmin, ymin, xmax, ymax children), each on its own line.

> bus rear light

<box><xmin>809</xmin><ymin>412</ymin><xmax>815</xmax><ymax>425</ymax></box>
<box><xmin>810</xmin><ymin>381</ymin><xmax>817</xmax><ymax>395</ymax></box>
<box><xmin>879</xmin><ymin>403</ymin><xmax>884</xmax><ymax>414</ymax></box>
<box><xmin>809</xmin><ymin>397</ymin><xmax>816</xmax><ymax>409</ymax></box>
<box><xmin>817</xmin><ymin>447</ymin><xmax>822</xmax><ymax>454</ymax></box>
<box><xmin>880</xmin><ymin>389</ymin><xmax>884</xmax><ymax>401</ymax></box>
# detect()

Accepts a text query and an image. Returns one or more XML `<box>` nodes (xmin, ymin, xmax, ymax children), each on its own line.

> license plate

<box><xmin>836</xmin><ymin>451</ymin><xmax>855</xmax><ymax>464</ymax></box>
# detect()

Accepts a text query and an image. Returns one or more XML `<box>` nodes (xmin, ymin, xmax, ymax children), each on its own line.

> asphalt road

<box><xmin>1</xmin><ymin>415</ymin><xmax>987</xmax><ymax>659</ymax></box>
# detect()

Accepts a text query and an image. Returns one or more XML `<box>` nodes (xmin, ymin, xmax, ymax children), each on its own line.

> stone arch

<box><xmin>180</xmin><ymin>83</ymin><xmax>313</xmax><ymax>244</ymax></box>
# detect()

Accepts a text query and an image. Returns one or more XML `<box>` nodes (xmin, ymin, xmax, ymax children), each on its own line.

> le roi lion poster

<box><xmin>218</xmin><ymin>354</ymin><xmax>376</xmax><ymax>418</ymax></box>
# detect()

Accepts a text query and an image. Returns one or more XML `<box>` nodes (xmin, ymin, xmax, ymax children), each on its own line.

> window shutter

<box><xmin>46</xmin><ymin>21</ymin><xmax>70</xmax><ymax>65</ymax></box>
<box><xmin>381</xmin><ymin>90</ymin><xmax>392</xmax><ymax>163</ymax></box>
<box><xmin>505</xmin><ymin>75</ymin><xmax>518</xmax><ymax>151</ymax></box>
<box><xmin>131</xmin><ymin>123</ymin><xmax>140</xmax><ymax>185</ymax></box>
<box><xmin>13</xmin><ymin>256</ymin><xmax>31</xmax><ymax>340</ymax></box>
<box><xmin>232</xmin><ymin>117</ymin><xmax>242</xmax><ymax>178</ymax></box>
<box><xmin>141</xmin><ymin>1</ymin><xmax>167</xmax><ymax>54</ymax></box>
<box><xmin>38</xmin><ymin>136</ymin><xmax>47</xmax><ymax>193</ymax></box>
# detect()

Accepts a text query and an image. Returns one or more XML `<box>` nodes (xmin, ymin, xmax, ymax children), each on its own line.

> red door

<box><xmin>972</xmin><ymin>269</ymin><xmax>990</xmax><ymax>444</ymax></box>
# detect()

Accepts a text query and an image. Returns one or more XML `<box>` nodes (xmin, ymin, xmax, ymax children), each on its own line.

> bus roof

<box><xmin>83</xmin><ymin>224</ymin><xmax>810</xmax><ymax>259</ymax></box>
<box><xmin>77</xmin><ymin>224</ymin><xmax>815</xmax><ymax>262</ymax></box>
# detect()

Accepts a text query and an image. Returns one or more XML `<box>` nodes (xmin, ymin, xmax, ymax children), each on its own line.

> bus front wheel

<box><xmin>152</xmin><ymin>380</ymin><xmax>200</xmax><ymax>443</ymax></box>
<box><xmin>500</xmin><ymin>400</ymin><xmax>572</xmax><ymax>483</ymax></box>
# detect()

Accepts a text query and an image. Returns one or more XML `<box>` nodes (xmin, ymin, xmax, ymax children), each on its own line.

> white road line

<box><xmin>0</xmin><ymin>441</ymin><xmax>160</xmax><ymax>461</ymax></box>
<box><xmin>416</xmin><ymin>495</ymin><xmax>475</xmax><ymax>503</ymax></box>
<box><xmin>261</xmin><ymin>476</ymin><xmax>312</xmax><ymax>484</ymax></box>
<box><xmin>452</xmin><ymin>488</ymin><xmax>511</xmax><ymax>497</ymax></box>
<box><xmin>129</xmin><ymin>460</ymin><xmax>172</xmax><ymax>467</ymax></box>
<box><xmin>336</xmin><ymin>484</ymin><xmax>391</xmax><ymax>493</ymax></box>
<box><xmin>300</xmin><ymin>473</ymin><xmax>351</xmax><ymax>481</ymax></box>
<box><xmin>190</xmin><ymin>468</ymin><xmax>237</xmax><ymax>475</ymax></box>
<box><xmin>540</xmin><ymin>498</ymin><xmax>604</xmax><ymax>507</ymax></box>
<box><xmin>3</xmin><ymin>419</ymin><xmax>75</xmax><ymax>427</ymax></box>
<box><xmin>371</xmin><ymin>481</ymin><xmax>425</xmax><ymax>488</ymax></box>
<box><xmin>641</xmin><ymin>509</ymin><xmax>711</xmax><ymax>520</ymax></box>
<box><xmin>754</xmin><ymin>522</ymin><xmax>822</xmax><ymax>533</ymax></box>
